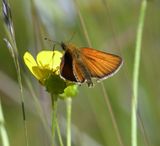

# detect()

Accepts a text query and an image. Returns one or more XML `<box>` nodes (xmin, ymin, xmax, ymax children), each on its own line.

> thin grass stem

<box><xmin>73</xmin><ymin>1</ymin><xmax>124</xmax><ymax>145</ymax></box>
<box><xmin>66</xmin><ymin>98</ymin><xmax>72</xmax><ymax>146</ymax></box>
<box><xmin>74</xmin><ymin>0</ymin><xmax>91</xmax><ymax>47</ymax></box>
<box><xmin>101</xmin><ymin>83</ymin><xmax>124</xmax><ymax>146</ymax></box>
<box><xmin>2</xmin><ymin>0</ymin><xmax>29</xmax><ymax>145</ymax></box>
<box><xmin>24</xmin><ymin>76</ymin><xmax>53</xmax><ymax>142</ymax></box>
<box><xmin>55</xmin><ymin>117</ymin><xmax>64</xmax><ymax>146</ymax></box>
<box><xmin>0</xmin><ymin>98</ymin><xmax>10</xmax><ymax>146</ymax></box>
<box><xmin>132</xmin><ymin>1</ymin><xmax>147</xmax><ymax>146</ymax></box>
<box><xmin>137</xmin><ymin>111</ymin><xmax>150</xmax><ymax>146</ymax></box>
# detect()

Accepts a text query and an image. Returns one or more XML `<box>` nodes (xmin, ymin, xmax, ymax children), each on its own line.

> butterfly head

<box><xmin>61</xmin><ymin>42</ymin><xmax>67</xmax><ymax>51</ymax></box>
<box><xmin>61</xmin><ymin>42</ymin><xmax>77</xmax><ymax>52</ymax></box>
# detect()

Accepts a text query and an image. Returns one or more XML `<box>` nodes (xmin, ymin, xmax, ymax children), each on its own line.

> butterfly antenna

<box><xmin>44</xmin><ymin>37</ymin><xmax>62</xmax><ymax>52</ymax></box>
<box><xmin>44</xmin><ymin>38</ymin><xmax>60</xmax><ymax>68</ymax></box>
<box><xmin>66</xmin><ymin>31</ymin><xmax>77</xmax><ymax>44</ymax></box>
<box><xmin>44</xmin><ymin>37</ymin><xmax>60</xmax><ymax>43</ymax></box>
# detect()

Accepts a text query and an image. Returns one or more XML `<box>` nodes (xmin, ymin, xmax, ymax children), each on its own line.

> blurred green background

<box><xmin>0</xmin><ymin>0</ymin><xmax>160</xmax><ymax>146</ymax></box>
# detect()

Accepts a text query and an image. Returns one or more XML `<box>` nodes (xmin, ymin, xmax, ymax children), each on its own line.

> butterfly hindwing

<box><xmin>72</xmin><ymin>59</ymin><xmax>86</xmax><ymax>83</ymax></box>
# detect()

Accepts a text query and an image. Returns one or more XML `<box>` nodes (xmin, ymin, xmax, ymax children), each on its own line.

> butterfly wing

<box><xmin>60</xmin><ymin>51</ymin><xmax>77</xmax><ymax>82</ymax></box>
<box><xmin>72</xmin><ymin>59</ymin><xmax>86</xmax><ymax>83</ymax></box>
<box><xmin>60</xmin><ymin>50</ymin><xmax>90</xmax><ymax>84</ymax></box>
<box><xmin>81</xmin><ymin>48</ymin><xmax>123</xmax><ymax>80</ymax></box>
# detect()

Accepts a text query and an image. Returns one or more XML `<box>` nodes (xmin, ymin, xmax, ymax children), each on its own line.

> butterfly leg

<box><xmin>86</xmin><ymin>79</ymin><xmax>93</xmax><ymax>87</ymax></box>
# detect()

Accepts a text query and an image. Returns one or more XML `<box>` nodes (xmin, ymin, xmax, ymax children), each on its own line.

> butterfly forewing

<box><xmin>81</xmin><ymin>47</ymin><xmax>122</xmax><ymax>80</ymax></box>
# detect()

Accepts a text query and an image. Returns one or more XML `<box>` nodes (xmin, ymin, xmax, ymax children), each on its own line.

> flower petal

<box><xmin>23</xmin><ymin>52</ymin><xmax>41</xmax><ymax>79</ymax></box>
<box><xmin>36</xmin><ymin>50</ymin><xmax>62</xmax><ymax>72</ymax></box>
<box><xmin>32</xmin><ymin>66</ymin><xmax>47</xmax><ymax>82</ymax></box>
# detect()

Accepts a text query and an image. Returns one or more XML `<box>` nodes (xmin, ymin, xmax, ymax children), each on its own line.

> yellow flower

<box><xmin>24</xmin><ymin>50</ymin><xmax>78</xmax><ymax>98</ymax></box>
<box><xmin>23</xmin><ymin>50</ymin><xmax>62</xmax><ymax>84</ymax></box>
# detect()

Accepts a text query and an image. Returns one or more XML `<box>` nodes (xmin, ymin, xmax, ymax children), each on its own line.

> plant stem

<box><xmin>73</xmin><ymin>1</ymin><xmax>124</xmax><ymax>145</ymax></box>
<box><xmin>51</xmin><ymin>97</ymin><xmax>64</xmax><ymax>146</ymax></box>
<box><xmin>66</xmin><ymin>98</ymin><xmax>72</xmax><ymax>146</ymax></box>
<box><xmin>0</xmin><ymin>98</ymin><xmax>10</xmax><ymax>146</ymax></box>
<box><xmin>132</xmin><ymin>1</ymin><xmax>147</xmax><ymax>146</ymax></box>
<box><xmin>52</xmin><ymin>99</ymin><xmax>57</xmax><ymax>144</ymax></box>
<box><xmin>2</xmin><ymin>1</ymin><xmax>28</xmax><ymax>145</ymax></box>
<box><xmin>55</xmin><ymin>118</ymin><xmax>64</xmax><ymax>146</ymax></box>
<box><xmin>101</xmin><ymin>83</ymin><xmax>124</xmax><ymax>146</ymax></box>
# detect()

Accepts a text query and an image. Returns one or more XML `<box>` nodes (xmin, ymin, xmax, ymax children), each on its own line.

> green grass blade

<box><xmin>0</xmin><ymin>98</ymin><xmax>10</xmax><ymax>146</ymax></box>
<box><xmin>132</xmin><ymin>1</ymin><xmax>147</xmax><ymax>146</ymax></box>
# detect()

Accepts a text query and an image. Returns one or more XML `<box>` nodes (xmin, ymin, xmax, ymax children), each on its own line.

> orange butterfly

<box><xmin>60</xmin><ymin>42</ymin><xmax>123</xmax><ymax>87</ymax></box>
